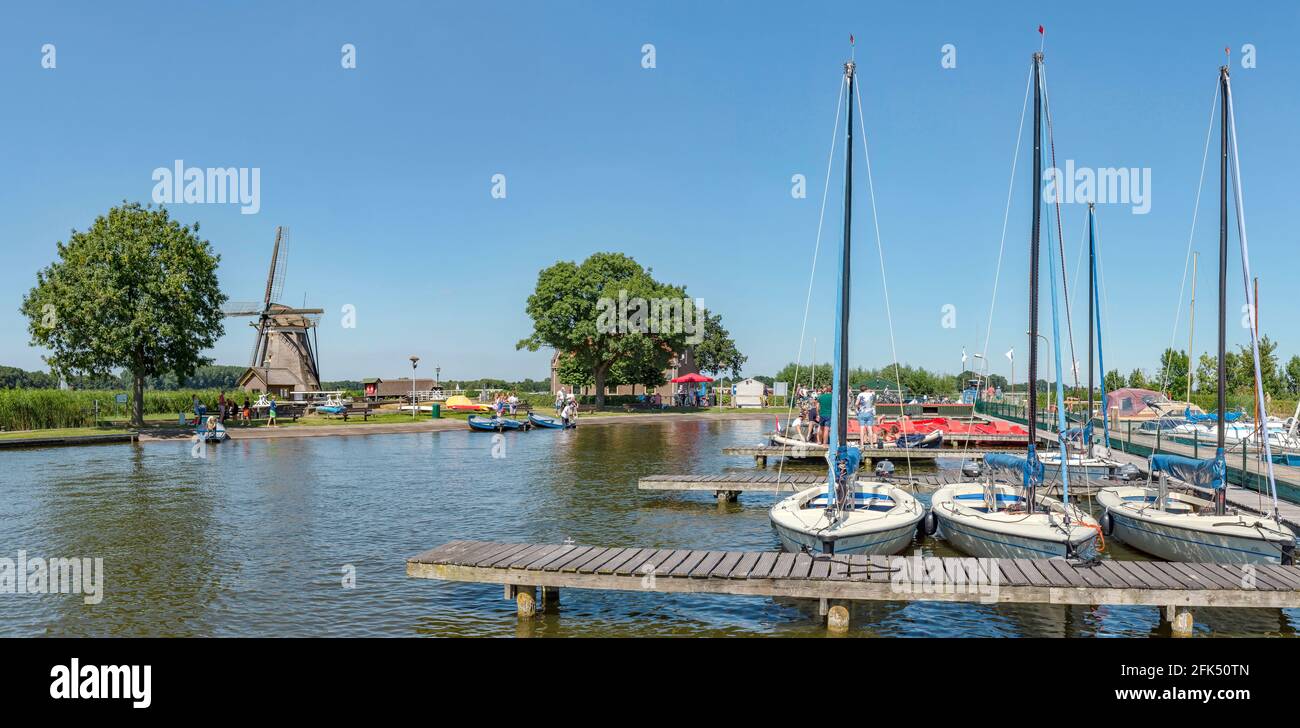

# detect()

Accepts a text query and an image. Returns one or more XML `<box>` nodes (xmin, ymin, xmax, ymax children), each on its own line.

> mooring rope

<box><xmin>1156</xmin><ymin>83</ymin><xmax>1220</xmax><ymax>396</ymax></box>
<box><xmin>853</xmin><ymin>70</ymin><xmax>915</xmax><ymax>487</ymax></box>
<box><xmin>775</xmin><ymin>76</ymin><xmax>845</xmax><ymax>490</ymax></box>
<box><xmin>964</xmin><ymin>63</ymin><xmax>1033</xmax><ymax>471</ymax></box>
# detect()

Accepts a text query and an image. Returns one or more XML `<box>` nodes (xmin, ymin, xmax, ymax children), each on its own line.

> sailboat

<box><xmin>1097</xmin><ymin>63</ymin><xmax>1295</xmax><ymax>565</ymax></box>
<box><xmin>1039</xmin><ymin>203</ymin><xmax>1129</xmax><ymax>488</ymax></box>
<box><xmin>930</xmin><ymin>50</ymin><xmax>1100</xmax><ymax>560</ymax></box>
<box><xmin>768</xmin><ymin>54</ymin><xmax>925</xmax><ymax>556</ymax></box>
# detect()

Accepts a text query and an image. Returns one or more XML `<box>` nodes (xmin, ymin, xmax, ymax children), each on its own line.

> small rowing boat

<box><xmin>467</xmin><ymin>415</ymin><xmax>530</xmax><ymax>432</ymax></box>
<box><xmin>528</xmin><ymin>412</ymin><xmax>575</xmax><ymax>429</ymax></box>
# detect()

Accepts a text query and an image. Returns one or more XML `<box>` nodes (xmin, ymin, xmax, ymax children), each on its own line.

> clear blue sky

<box><xmin>2</xmin><ymin>1</ymin><xmax>1297</xmax><ymax>384</ymax></box>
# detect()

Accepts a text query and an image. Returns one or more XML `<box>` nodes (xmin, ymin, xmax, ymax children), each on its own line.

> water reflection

<box><xmin>0</xmin><ymin>419</ymin><xmax>1294</xmax><ymax>637</ymax></box>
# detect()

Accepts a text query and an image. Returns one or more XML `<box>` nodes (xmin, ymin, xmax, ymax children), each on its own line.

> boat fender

<box><xmin>1100</xmin><ymin>509</ymin><xmax>1114</xmax><ymax>536</ymax></box>
<box><xmin>921</xmin><ymin>511</ymin><xmax>938</xmax><ymax>537</ymax></box>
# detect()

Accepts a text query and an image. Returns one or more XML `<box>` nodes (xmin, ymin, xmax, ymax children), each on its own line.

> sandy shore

<box><xmin>136</xmin><ymin>410</ymin><xmax>776</xmax><ymax>443</ymax></box>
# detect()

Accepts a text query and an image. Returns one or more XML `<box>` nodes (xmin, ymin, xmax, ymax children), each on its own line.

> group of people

<box><xmin>553</xmin><ymin>388</ymin><xmax>579</xmax><ymax>426</ymax></box>
<box><xmin>674</xmin><ymin>384</ymin><xmax>709</xmax><ymax>407</ymax></box>
<box><xmin>491</xmin><ymin>392</ymin><xmax>521</xmax><ymax>418</ymax></box>
<box><xmin>790</xmin><ymin>384</ymin><xmax>879</xmax><ymax>447</ymax></box>
<box><xmin>192</xmin><ymin>391</ymin><xmax>276</xmax><ymax>427</ymax></box>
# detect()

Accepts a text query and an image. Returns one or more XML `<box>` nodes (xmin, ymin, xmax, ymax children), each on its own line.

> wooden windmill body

<box><xmin>224</xmin><ymin>227</ymin><xmax>325</xmax><ymax>398</ymax></box>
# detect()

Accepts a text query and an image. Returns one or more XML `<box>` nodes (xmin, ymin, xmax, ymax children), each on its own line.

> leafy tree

<box><xmin>1284</xmin><ymin>355</ymin><xmax>1300</xmax><ymax>396</ymax></box>
<box><xmin>1195</xmin><ymin>353</ymin><xmax>1218</xmax><ymax>395</ymax></box>
<box><xmin>693</xmin><ymin>311</ymin><xmax>746</xmax><ymax>378</ymax></box>
<box><xmin>1127</xmin><ymin>368</ymin><xmax>1148</xmax><ymax>390</ymax></box>
<box><xmin>1156</xmin><ymin>348</ymin><xmax>1189</xmax><ymax>399</ymax></box>
<box><xmin>1103</xmin><ymin>369</ymin><xmax>1124</xmax><ymax>393</ymax></box>
<box><xmin>518</xmin><ymin>253</ymin><xmax>689</xmax><ymax>406</ymax></box>
<box><xmin>773</xmin><ymin>362</ymin><xmax>833</xmax><ymax>390</ymax></box>
<box><xmin>20</xmin><ymin>203</ymin><xmax>226</xmax><ymax>426</ymax></box>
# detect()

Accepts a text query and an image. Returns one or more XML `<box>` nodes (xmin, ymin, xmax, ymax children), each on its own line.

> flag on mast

<box><xmin>1005</xmin><ymin>348</ymin><xmax>1015</xmax><ymax>362</ymax></box>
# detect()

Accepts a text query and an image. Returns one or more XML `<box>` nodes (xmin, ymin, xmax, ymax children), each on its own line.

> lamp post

<box><xmin>435</xmin><ymin>366</ymin><xmax>441</xmax><ymax>389</ymax></box>
<box><xmin>410</xmin><ymin>355</ymin><xmax>420</xmax><ymax>420</ymax></box>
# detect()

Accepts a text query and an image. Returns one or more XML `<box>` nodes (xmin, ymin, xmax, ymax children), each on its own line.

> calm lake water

<box><xmin>2</xmin><ymin>418</ymin><xmax>1296</xmax><ymax>637</ymax></box>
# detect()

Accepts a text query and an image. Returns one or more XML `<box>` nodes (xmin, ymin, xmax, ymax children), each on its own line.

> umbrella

<box><xmin>670</xmin><ymin>373</ymin><xmax>714</xmax><ymax>383</ymax></box>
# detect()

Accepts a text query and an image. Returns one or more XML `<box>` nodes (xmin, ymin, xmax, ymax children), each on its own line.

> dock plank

<box><xmin>408</xmin><ymin>541</ymin><xmax>1300</xmax><ymax>614</ymax></box>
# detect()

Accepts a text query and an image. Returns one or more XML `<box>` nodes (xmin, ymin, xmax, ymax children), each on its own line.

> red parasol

<box><xmin>670</xmin><ymin>373</ymin><xmax>714</xmax><ymax>383</ymax></box>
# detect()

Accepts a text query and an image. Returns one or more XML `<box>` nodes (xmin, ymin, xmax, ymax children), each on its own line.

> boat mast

<box><xmin>1026</xmin><ymin>52</ymin><xmax>1044</xmax><ymax>510</ymax></box>
<box><xmin>1087</xmin><ymin>203</ymin><xmax>1095</xmax><ymax>459</ymax></box>
<box><xmin>836</xmin><ymin>60</ymin><xmax>853</xmax><ymax>454</ymax></box>
<box><xmin>826</xmin><ymin>58</ymin><xmax>855</xmax><ymax>510</ymax></box>
<box><xmin>1216</xmin><ymin>64</ymin><xmax>1229</xmax><ymax>516</ymax></box>
<box><xmin>1187</xmin><ymin>251</ymin><xmax>1197</xmax><ymax>404</ymax></box>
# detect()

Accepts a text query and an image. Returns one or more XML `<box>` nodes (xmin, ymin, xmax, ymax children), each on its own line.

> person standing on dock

<box><xmin>267</xmin><ymin>397</ymin><xmax>278</xmax><ymax>427</ymax></box>
<box><xmin>554</xmin><ymin>388</ymin><xmax>565</xmax><ymax>415</ymax></box>
<box><xmin>817</xmin><ymin>385</ymin><xmax>833</xmax><ymax>445</ymax></box>
<box><xmin>856</xmin><ymin>385</ymin><xmax>878</xmax><ymax>448</ymax></box>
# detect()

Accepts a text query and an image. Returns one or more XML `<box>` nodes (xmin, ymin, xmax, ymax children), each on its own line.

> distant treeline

<box><xmin>0</xmin><ymin>364</ymin><xmax>248</xmax><ymax>391</ymax></box>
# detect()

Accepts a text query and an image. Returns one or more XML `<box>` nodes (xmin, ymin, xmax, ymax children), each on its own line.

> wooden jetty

<box><xmin>638</xmin><ymin>472</ymin><xmax>967</xmax><ymax>501</ymax></box>
<box><xmin>407</xmin><ymin>539</ymin><xmax>1300</xmax><ymax>635</ymax></box>
<box><xmin>723</xmin><ymin>444</ymin><xmax>1013</xmax><ymax>467</ymax></box>
<box><xmin>0</xmin><ymin>432</ymin><xmax>138</xmax><ymax>449</ymax></box>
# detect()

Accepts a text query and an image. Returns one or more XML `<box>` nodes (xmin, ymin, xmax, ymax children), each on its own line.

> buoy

<box><xmin>921</xmin><ymin>511</ymin><xmax>938</xmax><ymax>537</ymax></box>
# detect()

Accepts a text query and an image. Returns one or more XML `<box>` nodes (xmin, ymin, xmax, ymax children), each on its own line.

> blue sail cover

<box><xmin>1184</xmin><ymin>407</ymin><xmax>1242</xmax><ymax>423</ymax></box>
<box><xmin>1150</xmin><ymin>453</ymin><xmax>1226</xmax><ymax>490</ymax></box>
<box><xmin>984</xmin><ymin>453</ymin><xmax>1044</xmax><ymax>487</ymax></box>
<box><xmin>1063</xmin><ymin>421</ymin><xmax>1094</xmax><ymax>445</ymax></box>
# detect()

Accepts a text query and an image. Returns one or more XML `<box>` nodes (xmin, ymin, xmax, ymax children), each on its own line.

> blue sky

<box><xmin>2</xmin><ymin>1</ymin><xmax>1297</xmax><ymax>384</ymax></box>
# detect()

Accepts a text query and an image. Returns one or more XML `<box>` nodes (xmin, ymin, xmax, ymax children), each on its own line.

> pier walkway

<box><xmin>408</xmin><ymin>539</ymin><xmax>1300</xmax><ymax>635</ymax></box>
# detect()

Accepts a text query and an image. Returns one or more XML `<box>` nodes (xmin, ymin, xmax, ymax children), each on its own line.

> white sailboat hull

<box><xmin>931</xmin><ymin>482</ymin><xmax>1099</xmax><ymax>560</ymax></box>
<box><xmin>1097</xmin><ymin>486</ymin><xmax>1295</xmax><ymax>565</ymax></box>
<box><xmin>769</xmin><ymin>483</ymin><xmax>924</xmax><ymax>556</ymax></box>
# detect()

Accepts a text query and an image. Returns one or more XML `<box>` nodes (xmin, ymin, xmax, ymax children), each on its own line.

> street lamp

<box><xmin>409</xmin><ymin>355</ymin><xmax>420</xmax><ymax>420</ymax></box>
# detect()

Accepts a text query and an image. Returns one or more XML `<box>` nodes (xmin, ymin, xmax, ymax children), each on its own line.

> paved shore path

<box><xmin>137</xmin><ymin>410</ymin><xmax>776</xmax><ymax>443</ymax></box>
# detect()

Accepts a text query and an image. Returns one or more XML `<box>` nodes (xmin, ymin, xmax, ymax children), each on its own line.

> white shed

<box><xmin>732</xmin><ymin>378</ymin><xmax>766</xmax><ymax>408</ymax></box>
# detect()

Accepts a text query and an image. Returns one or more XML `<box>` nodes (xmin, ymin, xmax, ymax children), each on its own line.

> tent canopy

<box><xmin>671</xmin><ymin>373</ymin><xmax>713</xmax><ymax>383</ymax></box>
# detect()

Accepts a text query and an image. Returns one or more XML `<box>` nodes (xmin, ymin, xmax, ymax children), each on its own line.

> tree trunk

<box><xmin>131</xmin><ymin>371</ymin><xmax>144</xmax><ymax>429</ymax></box>
<box><xmin>593</xmin><ymin>363</ymin><xmax>609</xmax><ymax>408</ymax></box>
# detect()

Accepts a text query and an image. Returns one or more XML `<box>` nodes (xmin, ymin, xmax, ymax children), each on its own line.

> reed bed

<box><xmin>0</xmin><ymin>389</ymin><xmax>233</xmax><ymax>431</ymax></box>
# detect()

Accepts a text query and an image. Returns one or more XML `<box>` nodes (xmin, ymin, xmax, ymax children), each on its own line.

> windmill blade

<box><xmin>222</xmin><ymin>301</ymin><xmax>264</xmax><ymax>316</ymax></box>
<box><xmin>270</xmin><ymin>226</ymin><xmax>289</xmax><ymax>304</ymax></box>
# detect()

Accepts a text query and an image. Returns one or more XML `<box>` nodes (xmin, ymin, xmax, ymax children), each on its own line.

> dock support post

<box><xmin>755</xmin><ymin>455</ymin><xmax>767</xmax><ymax>468</ymax></box>
<box><xmin>541</xmin><ymin>586</ymin><xmax>560</xmax><ymax>613</ymax></box>
<box><xmin>715</xmin><ymin>490</ymin><xmax>740</xmax><ymax>503</ymax></box>
<box><xmin>826</xmin><ymin>604</ymin><xmax>850</xmax><ymax>633</ymax></box>
<box><xmin>516</xmin><ymin>586</ymin><xmax>537</xmax><ymax>618</ymax></box>
<box><xmin>1164</xmin><ymin>604</ymin><xmax>1194</xmax><ymax>637</ymax></box>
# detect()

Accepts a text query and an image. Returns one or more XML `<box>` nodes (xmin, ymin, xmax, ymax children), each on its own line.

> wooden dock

<box><xmin>723</xmin><ymin>444</ymin><xmax>1015</xmax><ymax>466</ymax></box>
<box><xmin>407</xmin><ymin>539</ymin><xmax>1300</xmax><ymax>635</ymax></box>
<box><xmin>637</xmin><ymin>472</ymin><xmax>967</xmax><ymax>500</ymax></box>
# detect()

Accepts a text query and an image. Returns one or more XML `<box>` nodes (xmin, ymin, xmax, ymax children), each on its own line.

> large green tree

<box><xmin>518</xmin><ymin>252</ymin><xmax>695</xmax><ymax>406</ymax></box>
<box><xmin>693</xmin><ymin>311</ymin><xmax>746</xmax><ymax>378</ymax></box>
<box><xmin>20</xmin><ymin>203</ymin><xmax>226</xmax><ymax>426</ymax></box>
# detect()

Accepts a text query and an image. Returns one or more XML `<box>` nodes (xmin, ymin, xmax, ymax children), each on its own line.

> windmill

<box><xmin>222</xmin><ymin>227</ymin><xmax>325</xmax><ymax>397</ymax></box>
